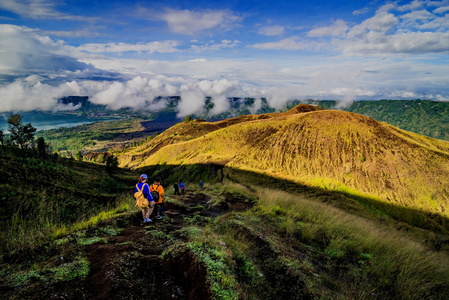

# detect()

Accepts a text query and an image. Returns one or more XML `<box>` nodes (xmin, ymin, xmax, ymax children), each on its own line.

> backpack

<box><xmin>134</xmin><ymin>184</ymin><xmax>149</xmax><ymax>208</ymax></box>
<box><xmin>151</xmin><ymin>184</ymin><xmax>160</xmax><ymax>202</ymax></box>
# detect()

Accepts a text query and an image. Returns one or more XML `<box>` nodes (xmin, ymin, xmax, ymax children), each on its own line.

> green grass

<box><xmin>7</xmin><ymin>256</ymin><xmax>90</xmax><ymax>287</ymax></box>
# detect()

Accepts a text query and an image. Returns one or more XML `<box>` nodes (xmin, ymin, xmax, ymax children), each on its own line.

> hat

<box><xmin>140</xmin><ymin>174</ymin><xmax>148</xmax><ymax>180</ymax></box>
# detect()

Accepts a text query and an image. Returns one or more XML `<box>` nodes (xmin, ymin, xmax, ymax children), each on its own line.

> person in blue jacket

<box><xmin>134</xmin><ymin>174</ymin><xmax>154</xmax><ymax>223</ymax></box>
<box><xmin>179</xmin><ymin>180</ymin><xmax>185</xmax><ymax>195</ymax></box>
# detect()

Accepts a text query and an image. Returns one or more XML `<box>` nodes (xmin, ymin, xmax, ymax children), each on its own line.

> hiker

<box><xmin>173</xmin><ymin>181</ymin><xmax>180</xmax><ymax>195</ymax></box>
<box><xmin>150</xmin><ymin>177</ymin><xmax>165</xmax><ymax>220</ymax></box>
<box><xmin>200</xmin><ymin>180</ymin><xmax>204</xmax><ymax>189</ymax></box>
<box><xmin>179</xmin><ymin>180</ymin><xmax>185</xmax><ymax>195</ymax></box>
<box><xmin>134</xmin><ymin>174</ymin><xmax>154</xmax><ymax>223</ymax></box>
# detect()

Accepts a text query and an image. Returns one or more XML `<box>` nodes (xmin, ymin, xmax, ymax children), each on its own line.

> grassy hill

<box><xmin>2</xmin><ymin>105</ymin><xmax>449</xmax><ymax>299</ymax></box>
<box><xmin>119</xmin><ymin>104</ymin><xmax>449</xmax><ymax>232</ymax></box>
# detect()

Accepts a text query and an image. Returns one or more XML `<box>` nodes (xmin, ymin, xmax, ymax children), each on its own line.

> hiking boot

<box><xmin>144</xmin><ymin>218</ymin><xmax>152</xmax><ymax>223</ymax></box>
<box><xmin>156</xmin><ymin>215</ymin><xmax>163</xmax><ymax>220</ymax></box>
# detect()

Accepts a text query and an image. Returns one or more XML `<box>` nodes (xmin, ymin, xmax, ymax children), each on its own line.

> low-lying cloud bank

<box><xmin>2</xmin><ymin>74</ymin><xmax>448</xmax><ymax>117</ymax></box>
<box><xmin>1</xmin><ymin>23</ymin><xmax>449</xmax><ymax>117</ymax></box>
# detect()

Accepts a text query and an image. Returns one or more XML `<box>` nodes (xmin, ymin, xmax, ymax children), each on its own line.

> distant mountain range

<box><xmin>59</xmin><ymin>96</ymin><xmax>449</xmax><ymax>141</ymax></box>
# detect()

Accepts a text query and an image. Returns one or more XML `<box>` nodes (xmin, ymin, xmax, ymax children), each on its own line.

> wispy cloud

<box><xmin>251</xmin><ymin>36</ymin><xmax>310</xmax><ymax>50</ymax></box>
<box><xmin>353</xmin><ymin>7</ymin><xmax>370</xmax><ymax>15</ymax></box>
<box><xmin>0</xmin><ymin>0</ymin><xmax>91</xmax><ymax>20</ymax></box>
<box><xmin>257</xmin><ymin>25</ymin><xmax>285</xmax><ymax>36</ymax></box>
<box><xmin>157</xmin><ymin>9</ymin><xmax>241</xmax><ymax>36</ymax></box>
<box><xmin>77</xmin><ymin>41</ymin><xmax>182</xmax><ymax>54</ymax></box>
<box><xmin>307</xmin><ymin>20</ymin><xmax>348</xmax><ymax>37</ymax></box>
<box><xmin>40</xmin><ymin>28</ymin><xmax>100</xmax><ymax>38</ymax></box>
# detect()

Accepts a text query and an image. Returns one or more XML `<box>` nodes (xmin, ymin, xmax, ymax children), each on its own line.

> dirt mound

<box><xmin>119</xmin><ymin>104</ymin><xmax>322</xmax><ymax>169</ymax></box>
<box><xmin>283</xmin><ymin>103</ymin><xmax>325</xmax><ymax>115</ymax></box>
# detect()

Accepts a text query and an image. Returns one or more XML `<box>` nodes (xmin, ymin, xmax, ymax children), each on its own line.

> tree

<box><xmin>36</xmin><ymin>137</ymin><xmax>50</xmax><ymax>159</ymax></box>
<box><xmin>0</xmin><ymin>130</ymin><xmax>6</xmax><ymax>152</ymax></box>
<box><xmin>75</xmin><ymin>150</ymin><xmax>83</xmax><ymax>161</ymax></box>
<box><xmin>106</xmin><ymin>155</ymin><xmax>119</xmax><ymax>174</ymax></box>
<box><xmin>183</xmin><ymin>115</ymin><xmax>192</xmax><ymax>122</ymax></box>
<box><xmin>8</xmin><ymin>114</ymin><xmax>36</xmax><ymax>156</ymax></box>
<box><xmin>97</xmin><ymin>153</ymin><xmax>105</xmax><ymax>163</ymax></box>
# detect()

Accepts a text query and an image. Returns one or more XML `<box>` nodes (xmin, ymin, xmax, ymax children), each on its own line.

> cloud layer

<box><xmin>0</xmin><ymin>1</ymin><xmax>449</xmax><ymax>117</ymax></box>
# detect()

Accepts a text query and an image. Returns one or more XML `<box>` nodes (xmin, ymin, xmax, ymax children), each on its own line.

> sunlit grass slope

<box><xmin>119</xmin><ymin>104</ymin><xmax>449</xmax><ymax>219</ymax></box>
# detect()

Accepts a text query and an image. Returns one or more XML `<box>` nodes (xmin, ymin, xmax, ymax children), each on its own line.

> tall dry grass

<box><xmin>255</xmin><ymin>187</ymin><xmax>449</xmax><ymax>298</ymax></box>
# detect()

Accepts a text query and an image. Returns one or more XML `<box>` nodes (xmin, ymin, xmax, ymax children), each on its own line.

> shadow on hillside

<box><xmin>136</xmin><ymin>163</ymin><xmax>449</xmax><ymax>241</ymax></box>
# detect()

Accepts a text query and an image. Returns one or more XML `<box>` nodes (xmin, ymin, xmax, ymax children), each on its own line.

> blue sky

<box><xmin>1</xmin><ymin>0</ymin><xmax>449</xmax><ymax>116</ymax></box>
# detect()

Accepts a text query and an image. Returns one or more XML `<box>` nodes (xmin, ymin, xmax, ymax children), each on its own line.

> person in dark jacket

<box><xmin>134</xmin><ymin>174</ymin><xmax>154</xmax><ymax>223</ymax></box>
<box><xmin>173</xmin><ymin>181</ymin><xmax>180</xmax><ymax>195</ymax></box>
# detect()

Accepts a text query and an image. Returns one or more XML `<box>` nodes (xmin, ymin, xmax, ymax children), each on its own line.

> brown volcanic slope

<box><xmin>119</xmin><ymin>104</ymin><xmax>449</xmax><ymax>218</ymax></box>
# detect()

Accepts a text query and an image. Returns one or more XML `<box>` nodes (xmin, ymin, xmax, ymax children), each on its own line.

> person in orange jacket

<box><xmin>149</xmin><ymin>176</ymin><xmax>165</xmax><ymax>220</ymax></box>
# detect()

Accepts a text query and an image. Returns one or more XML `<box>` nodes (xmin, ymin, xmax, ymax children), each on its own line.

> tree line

<box><xmin>0</xmin><ymin>114</ymin><xmax>118</xmax><ymax>173</ymax></box>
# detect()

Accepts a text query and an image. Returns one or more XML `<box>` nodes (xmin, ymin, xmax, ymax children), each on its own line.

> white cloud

<box><xmin>347</xmin><ymin>12</ymin><xmax>398</xmax><ymax>39</ymax></box>
<box><xmin>376</xmin><ymin>3</ymin><xmax>397</xmax><ymax>13</ymax></box>
<box><xmin>158</xmin><ymin>9</ymin><xmax>241</xmax><ymax>35</ymax></box>
<box><xmin>0</xmin><ymin>78</ymin><xmax>83</xmax><ymax>112</ymax></box>
<box><xmin>353</xmin><ymin>7</ymin><xmax>370</xmax><ymax>15</ymax></box>
<box><xmin>338</xmin><ymin>7</ymin><xmax>449</xmax><ymax>55</ymax></box>
<box><xmin>340</xmin><ymin>31</ymin><xmax>449</xmax><ymax>55</ymax></box>
<box><xmin>434</xmin><ymin>5</ymin><xmax>449</xmax><ymax>14</ymax></box>
<box><xmin>90</xmin><ymin>76</ymin><xmax>179</xmax><ymax>110</ymax></box>
<box><xmin>397</xmin><ymin>0</ymin><xmax>426</xmax><ymax>12</ymax></box>
<box><xmin>418</xmin><ymin>14</ymin><xmax>449</xmax><ymax>30</ymax></box>
<box><xmin>176</xmin><ymin>79</ymin><xmax>239</xmax><ymax>117</ymax></box>
<box><xmin>400</xmin><ymin>9</ymin><xmax>435</xmax><ymax>27</ymax></box>
<box><xmin>0</xmin><ymin>24</ymin><xmax>92</xmax><ymax>77</ymax></box>
<box><xmin>257</xmin><ymin>25</ymin><xmax>285</xmax><ymax>36</ymax></box>
<box><xmin>178</xmin><ymin>88</ymin><xmax>205</xmax><ymax>116</ymax></box>
<box><xmin>307</xmin><ymin>20</ymin><xmax>348</xmax><ymax>37</ymax></box>
<box><xmin>0</xmin><ymin>0</ymin><xmax>90</xmax><ymax>20</ymax></box>
<box><xmin>77</xmin><ymin>41</ymin><xmax>181</xmax><ymax>54</ymax></box>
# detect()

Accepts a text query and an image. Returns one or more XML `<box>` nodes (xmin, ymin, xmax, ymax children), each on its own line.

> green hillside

<box><xmin>302</xmin><ymin>99</ymin><xmax>449</xmax><ymax>141</ymax></box>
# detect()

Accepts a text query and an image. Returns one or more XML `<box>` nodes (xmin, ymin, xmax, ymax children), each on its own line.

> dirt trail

<box><xmin>0</xmin><ymin>190</ymin><xmax>251</xmax><ymax>299</ymax></box>
<box><xmin>80</xmin><ymin>191</ymin><xmax>249</xmax><ymax>300</ymax></box>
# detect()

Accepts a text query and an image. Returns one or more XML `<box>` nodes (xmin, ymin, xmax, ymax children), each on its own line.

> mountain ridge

<box><xmin>118</xmin><ymin>104</ymin><xmax>449</xmax><ymax>220</ymax></box>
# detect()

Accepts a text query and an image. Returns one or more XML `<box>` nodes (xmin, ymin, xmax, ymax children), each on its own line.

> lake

<box><xmin>0</xmin><ymin>112</ymin><xmax>117</xmax><ymax>133</ymax></box>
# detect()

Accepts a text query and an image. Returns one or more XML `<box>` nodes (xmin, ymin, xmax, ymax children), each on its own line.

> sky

<box><xmin>1</xmin><ymin>0</ymin><xmax>449</xmax><ymax>116</ymax></box>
